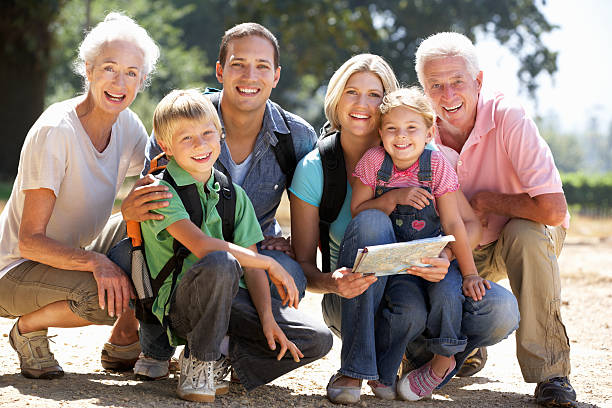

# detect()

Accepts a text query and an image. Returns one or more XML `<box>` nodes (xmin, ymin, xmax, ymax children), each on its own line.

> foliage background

<box><xmin>2</xmin><ymin>0</ymin><xmax>611</xmax><ymax>209</ymax></box>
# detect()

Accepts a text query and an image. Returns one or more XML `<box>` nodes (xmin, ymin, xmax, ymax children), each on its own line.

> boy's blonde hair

<box><xmin>379</xmin><ymin>87</ymin><xmax>436</xmax><ymax>129</ymax></box>
<box><xmin>153</xmin><ymin>89</ymin><xmax>222</xmax><ymax>147</ymax></box>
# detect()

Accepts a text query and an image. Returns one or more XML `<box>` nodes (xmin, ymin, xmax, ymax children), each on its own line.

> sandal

<box><xmin>456</xmin><ymin>347</ymin><xmax>487</xmax><ymax>377</ymax></box>
<box><xmin>326</xmin><ymin>372</ymin><xmax>361</xmax><ymax>404</ymax></box>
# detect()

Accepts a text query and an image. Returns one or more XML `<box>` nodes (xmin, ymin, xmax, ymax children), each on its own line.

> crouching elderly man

<box><xmin>415</xmin><ymin>32</ymin><xmax>574</xmax><ymax>407</ymax></box>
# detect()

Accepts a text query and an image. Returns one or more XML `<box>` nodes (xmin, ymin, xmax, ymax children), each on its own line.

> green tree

<box><xmin>46</xmin><ymin>0</ymin><xmax>211</xmax><ymax>133</ymax></box>
<box><xmin>3</xmin><ymin>0</ymin><xmax>558</xmax><ymax>178</ymax></box>
<box><xmin>173</xmin><ymin>0</ymin><xmax>557</xmax><ymax>126</ymax></box>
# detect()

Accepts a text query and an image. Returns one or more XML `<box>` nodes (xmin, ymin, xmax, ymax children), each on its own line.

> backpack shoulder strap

<box><xmin>417</xmin><ymin>149</ymin><xmax>433</xmax><ymax>185</ymax></box>
<box><xmin>270</xmin><ymin>101</ymin><xmax>297</xmax><ymax>188</ymax></box>
<box><xmin>213</xmin><ymin>167</ymin><xmax>236</xmax><ymax>243</ymax></box>
<box><xmin>149</xmin><ymin>168</ymin><xmax>203</xmax><ymax>298</ymax></box>
<box><xmin>318</xmin><ymin>132</ymin><xmax>347</xmax><ymax>273</ymax></box>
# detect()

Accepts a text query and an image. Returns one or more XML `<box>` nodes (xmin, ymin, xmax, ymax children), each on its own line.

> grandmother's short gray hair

<box><xmin>74</xmin><ymin>12</ymin><xmax>160</xmax><ymax>90</ymax></box>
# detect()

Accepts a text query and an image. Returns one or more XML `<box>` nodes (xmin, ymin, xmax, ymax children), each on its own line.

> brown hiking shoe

<box><xmin>101</xmin><ymin>341</ymin><xmax>141</xmax><ymax>372</ymax></box>
<box><xmin>9</xmin><ymin>321</ymin><xmax>64</xmax><ymax>379</ymax></box>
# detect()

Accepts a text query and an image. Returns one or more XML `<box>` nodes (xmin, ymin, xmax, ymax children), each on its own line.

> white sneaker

<box><xmin>133</xmin><ymin>353</ymin><xmax>169</xmax><ymax>381</ymax></box>
<box><xmin>176</xmin><ymin>349</ymin><xmax>229</xmax><ymax>402</ymax></box>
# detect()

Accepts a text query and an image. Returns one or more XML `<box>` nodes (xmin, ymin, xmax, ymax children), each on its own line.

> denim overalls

<box><xmin>375</xmin><ymin>149</ymin><xmax>442</xmax><ymax>242</ymax></box>
<box><xmin>375</xmin><ymin>149</ymin><xmax>467</xmax><ymax>359</ymax></box>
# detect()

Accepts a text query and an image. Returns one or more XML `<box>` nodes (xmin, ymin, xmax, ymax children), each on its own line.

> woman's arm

<box><xmin>19</xmin><ymin>189</ymin><xmax>133</xmax><ymax>317</ymax></box>
<box><xmin>166</xmin><ymin>219</ymin><xmax>298</xmax><ymax>308</ymax></box>
<box><xmin>289</xmin><ymin>192</ymin><xmax>376</xmax><ymax>298</ymax></box>
<box><xmin>242</xmin><ymin>248</ymin><xmax>303</xmax><ymax>362</ymax></box>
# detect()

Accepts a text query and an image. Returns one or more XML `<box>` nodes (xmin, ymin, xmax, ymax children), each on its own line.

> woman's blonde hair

<box><xmin>153</xmin><ymin>89</ymin><xmax>222</xmax><ymax>147</ymax></box>
<box><xmin>379</xmin><ymin>87</ymin><xmax>436</xmax><ymax>129</ymax></box>
<box><xmin>324</xmin><ymin>54</ymin><xmax>399</xmax><ymax>132</ymax></box>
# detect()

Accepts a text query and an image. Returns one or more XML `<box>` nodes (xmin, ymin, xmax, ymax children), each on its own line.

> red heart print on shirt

<box><xmin>412</xmin><ymin>220</ymin><xmax>426</xmax><ymax>231</ymax></box>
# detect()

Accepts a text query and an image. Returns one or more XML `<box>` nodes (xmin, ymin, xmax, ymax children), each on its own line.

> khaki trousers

<box><xmin>473</xmin><ymin>218</ymin><xmax>570</xmax><ymax>383</ymax></box>
<box><xmin>0</xmin><ymin>213</ymin><xmax>126</xmax><ymax>325</ymax></box>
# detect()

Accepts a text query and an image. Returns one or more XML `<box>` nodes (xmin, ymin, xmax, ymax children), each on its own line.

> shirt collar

<box><xmin>217</xmin><ymin>91</ymin><xmax>289</xmax><ymax>145</ymax></box>
<box><xmin>166</xmin><ymin>157</ymin><xmax>218</xmax><ymax>193</ymax></box>
<box><xmin>467</xmin><ymin>90</ymin><xmax>496</xmax><ymax>144</ymax></box>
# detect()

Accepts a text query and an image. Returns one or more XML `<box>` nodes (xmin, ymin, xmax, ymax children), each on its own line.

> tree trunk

<box><xmin>0</xmin><ymin>1</ymin><xmax>61</xmax><ymax>180</ymax></box>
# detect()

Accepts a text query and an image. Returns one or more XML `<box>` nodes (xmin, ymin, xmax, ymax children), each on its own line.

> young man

<box><xmin>120</xmin><ymin>23</ymin><xmax>328</xmax><ymax>381</ymax></box>
<box><xmin>415</xmin><ymin>32</ymin><xmax>573</xmax><ymax>407</ymax></box>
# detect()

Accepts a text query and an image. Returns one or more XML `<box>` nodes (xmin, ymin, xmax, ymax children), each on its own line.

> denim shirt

<box><xmin>143</xmin><ymin>96</ymin><xmax>317</xmax><ymax>237</ymax></box>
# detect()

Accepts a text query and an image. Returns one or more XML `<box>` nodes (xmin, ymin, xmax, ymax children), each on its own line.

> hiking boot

<box><xmin>456</xmin><ymin>347</ymin><xmax>487</xmax><ymax>377</ymax></box>
<box><xmin>9</xmin><ymin>320</ymin><xmax>64</xmax><ymax>379</ymax></box>
<box><xmin>101</xmin><ymin>341</ymin><xmax>141</xmax><ymax>372</ymax></box>
<box><xmin>176</xmin><ymin>349</ymin><xmax>229</xmax><ymax>402</ymax></box>
<box><xmin>534</xmin><ymin>377</ymin><xmax>577</xmax><ymax>407</ymax></box>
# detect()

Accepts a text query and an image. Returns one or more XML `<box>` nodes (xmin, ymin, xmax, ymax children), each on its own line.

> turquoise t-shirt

<box><xmin>141</xmin><ymin>159</ymin><xmax>263</xmax><ymax>345</ymax></box>
<box><xmin>289</xmin><ymin>149</ymin><xmax>352</xmax><ymax>271</ymax></box>
<box><xmin>288</xmin><ymin>143</ymin><xmax>437</xmax><ymax>271</ymax></box>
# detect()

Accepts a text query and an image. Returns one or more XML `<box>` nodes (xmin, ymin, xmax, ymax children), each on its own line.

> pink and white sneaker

<box><xmin>397</xmin><ymin>358</ymin><xmax>456</xmax><ymax>401</ymax></box>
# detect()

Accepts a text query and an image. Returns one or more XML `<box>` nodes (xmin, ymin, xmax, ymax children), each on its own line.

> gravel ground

<box><xmin>0</xmin><ymin>230</ymin><xmax>610</xmax><ymax>407</ymax></box>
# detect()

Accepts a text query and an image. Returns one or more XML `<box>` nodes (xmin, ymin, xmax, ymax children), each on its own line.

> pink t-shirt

<box><xmin>434</xmin><ymin>90</ymin><xmax>570</xmax><ymax>246</ymax></box>
<box><xmin>353</xmin><ymin>146</ymin><xmax>459</xmax><ymax>206</ymax></box>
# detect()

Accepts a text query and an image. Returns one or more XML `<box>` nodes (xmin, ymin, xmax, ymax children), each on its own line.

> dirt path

<box><xmin>0</xmin><ymin>226</ymin><xmax>610</xmax><ymax>407</ymax></box>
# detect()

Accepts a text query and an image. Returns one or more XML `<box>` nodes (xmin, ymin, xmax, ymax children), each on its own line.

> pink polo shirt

<box><xmin>434</xmin><ymin>90</ymin><xmax>570</xmax><ymax>246</ymax></box>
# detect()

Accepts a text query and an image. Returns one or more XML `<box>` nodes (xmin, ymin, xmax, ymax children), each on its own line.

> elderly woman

<box><xmin>289</xmin><ymin>54</ymin><xmax>519</xmax><ymax>403</ymax></box>
<box><xmin>0</xmin><ymin>12</ymin><xmax>159</xmax><ymax>379</ymax></box>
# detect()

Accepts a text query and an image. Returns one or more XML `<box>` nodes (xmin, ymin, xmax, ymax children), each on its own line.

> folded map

<box><xmin>352</xmin><ymin>235</ymin><xmax>455</xmax><ymax>276</ymax></box>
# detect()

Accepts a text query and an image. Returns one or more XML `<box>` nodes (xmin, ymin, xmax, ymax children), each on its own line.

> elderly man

<box><xmin>415</xmin><ymin>32</ymin><xmax>574</xmax><ymax>407</ymax></box>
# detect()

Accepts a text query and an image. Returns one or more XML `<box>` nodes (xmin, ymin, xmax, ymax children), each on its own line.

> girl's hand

<box><xmin>268</xmin><ymin>259</ymin><xmax>299</xmax><ymax>308</ymax></box>
<box><xmin>262</xmin><ymin>318</ymin><xmax>304</xmax><ymax>362</ymax></box>
<box><xmin>393</xmin><ymin>187</ymin><xmax>434</xmax><ymax>210</ymax></box>
<box><xmin>462</xmin><ymin>275</ymin><xmax>491</xmax><ymax>301</ymax></box>
<box><xmin>406</xmin><ymin>256</ymin><xmax>449</xmax><ymax>282</ymax></box>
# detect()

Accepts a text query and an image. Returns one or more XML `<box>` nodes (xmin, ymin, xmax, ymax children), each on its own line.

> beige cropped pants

<box><xmin>0</xmin><ymin>213</ymin><xmax>126</xmax><ymax>325</ymax></box>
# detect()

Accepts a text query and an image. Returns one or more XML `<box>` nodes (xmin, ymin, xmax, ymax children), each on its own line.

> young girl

<box><xmin>351</xmin><ymin>87</ymin><xmax>490</xmax><ymax>400</ymax></box>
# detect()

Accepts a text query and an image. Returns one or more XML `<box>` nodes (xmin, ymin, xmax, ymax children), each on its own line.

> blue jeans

<box><xmin>322</xmin><ymin>209</ymin><xmax>519</xmax><ymax>386</ymax></box>
<box><xmin>108</xmin><ymin>239</ymin><xmax>311</xmax><ymax>362</ymax></box>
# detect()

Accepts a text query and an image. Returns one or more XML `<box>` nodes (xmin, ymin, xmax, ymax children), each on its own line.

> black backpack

<box><xmin>317</xmin><ymin>131</ymin><xmax>347</xmax><ymax>273</ymax></box>
<box><xmin>206</xmin><ymin>88</ymin><xmax>297</xmax><ymax>187</ymax></box>
<box><xmin>131</xmin><ymin>153</ymin><xmax>236</xmax><ymax>325</ymax></box>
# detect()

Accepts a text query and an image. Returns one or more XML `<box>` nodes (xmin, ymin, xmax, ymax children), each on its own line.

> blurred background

<box><xmin>1</xmin><ymin>0</ymin><xmax>610</xmax><ymax>216</ymax></box>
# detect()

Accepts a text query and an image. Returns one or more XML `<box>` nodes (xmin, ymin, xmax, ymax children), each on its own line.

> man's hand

<box><xmin>330</xmin><ymin>268</ymin><xmax>377</xmax><ymax>299</ymax></box>
<box><xmin>92</xmin><ymin>254</ymin><xmax>135</xmax><ymax>318</ymax></box>
<box><xmin>121</xmin><ymin>175</ymin><xmax>172</xmax><ymax>222</ymax></box>
<box><xmin>260</xmin><ymin>236</ymin><xmax>295</xmax><ymax>258</ymax></box>
<box><xmin>469</xmin><ymin>191</ymin><xmax>490</xmax><ymax>228</ymax></box>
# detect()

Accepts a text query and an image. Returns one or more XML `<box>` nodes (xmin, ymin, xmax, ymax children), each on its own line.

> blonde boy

<box><xmin>143</xmin><ymin>89</ymin><xmax>301</xmax><ymax>402</ymax></box>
